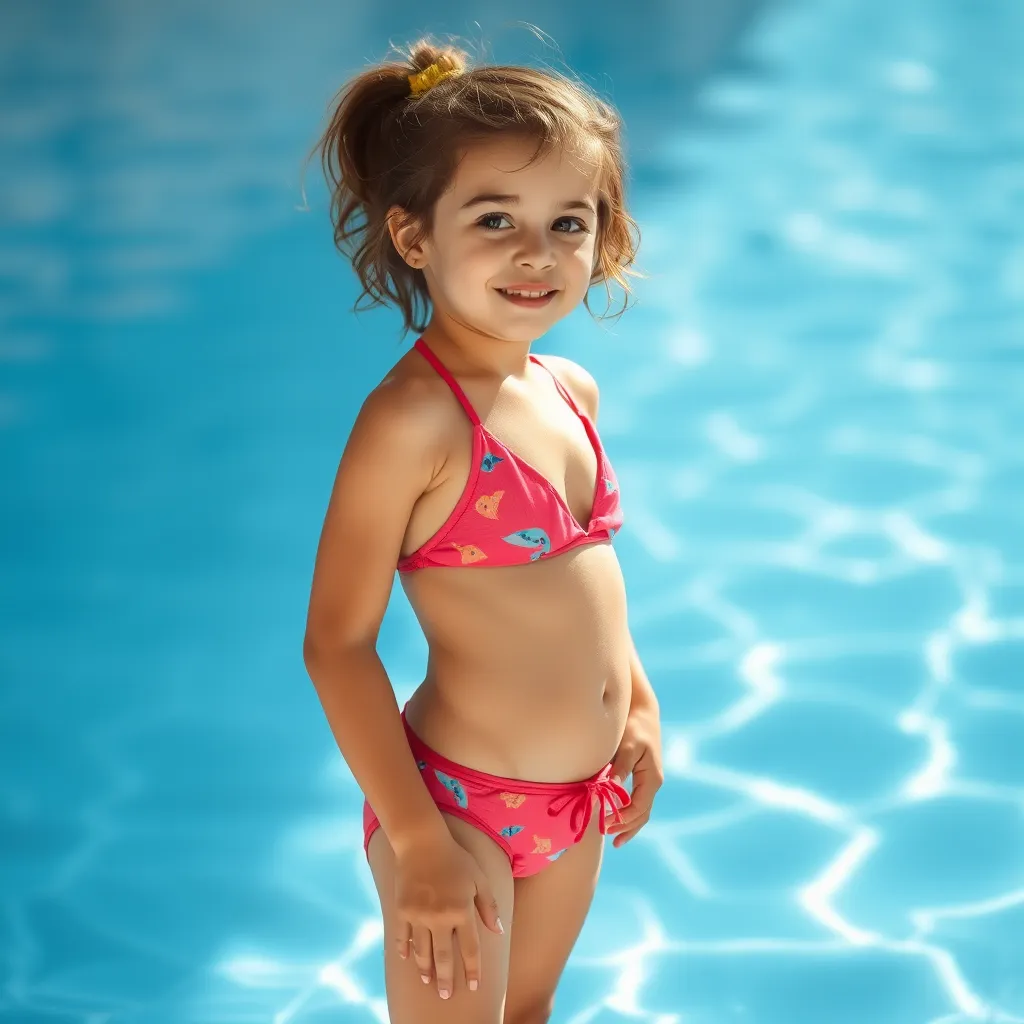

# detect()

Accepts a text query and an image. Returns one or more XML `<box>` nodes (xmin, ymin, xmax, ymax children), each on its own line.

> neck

<box><xmin>420</xmin><ymin>308</ymin><xmax>537</xmax><ymax>380</ymax></box>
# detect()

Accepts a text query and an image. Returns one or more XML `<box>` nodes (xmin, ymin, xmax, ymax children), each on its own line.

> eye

<box><xmin>477</xmin><ymin>212</ymin><xmax>512</xmax><ymax>230</ymax></box>
<box><xmin>475</xmin><ymin>213</ymin><xmax>591</xmax><ymax>234</ymax></box>
<box><xmin>554</xmin><ymin>217</ymin><xmax>590</xmax><ymax>234</ymax></box>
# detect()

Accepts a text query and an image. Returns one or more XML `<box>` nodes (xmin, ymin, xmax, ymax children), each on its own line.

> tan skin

<box><xmin>303</xmin><ymin>135</ymin><xmax>659</xmax><ymax>1023</ymax></box>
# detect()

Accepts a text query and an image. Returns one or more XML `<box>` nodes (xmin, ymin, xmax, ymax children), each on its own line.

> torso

<box><xmin>394</xmin><ymin>342</ymin><xmax>632</xmax><ymax>783</ymax></box>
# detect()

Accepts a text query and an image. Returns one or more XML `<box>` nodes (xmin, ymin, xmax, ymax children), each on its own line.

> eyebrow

<box><xmin>459</xmin><ymin>192</ymin><xmax>596</xmax><ymax>213</ymax></box>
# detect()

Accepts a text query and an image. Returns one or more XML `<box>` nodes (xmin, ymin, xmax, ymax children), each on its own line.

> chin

<box><xmin>472</xmin><ymin>318</ymin><xmax>548</xmax><ymax>344</ymax></box>
<box><xmin>499</xmin><ymin>325</ymin><xmax>550</xmax><ymax>343</ymax></box>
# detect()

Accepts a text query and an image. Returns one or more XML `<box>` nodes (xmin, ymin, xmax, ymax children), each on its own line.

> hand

<box><xmin>605</xmin><ymin>700</ymin><xmax>663</xmax><ymax>847</ymax></box>
<box><xmin>392</xmin><ymin>831</ymin><xmax>504</xmax><ymax>1000</ymax></box>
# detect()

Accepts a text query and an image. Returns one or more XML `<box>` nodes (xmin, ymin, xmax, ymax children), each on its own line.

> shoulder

<box><xmin>533</xmin><ymin>353</ymin><xmax>600</xmax><ymax>421</ymax></box>
<box><xmin>349</xmin><ymin>354</ymin><xmax>465</xmax><ymax>467</ymax></box>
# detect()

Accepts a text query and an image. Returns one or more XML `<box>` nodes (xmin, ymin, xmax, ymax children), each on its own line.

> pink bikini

<box><xmin>396</xmin><ymin>336</ymin><xmax>624</xmax><ymax>572</ymax></box>
<box><xmin>362</xmin><ymin>337</ymin><xmax>630</xmax><ymax>878</ymax></box>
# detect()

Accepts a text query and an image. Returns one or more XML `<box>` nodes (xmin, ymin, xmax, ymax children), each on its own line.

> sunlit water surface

<box><xmin>2</xmin><ymin>0</ymin><xmax>1023</xmax><ymax>1021</ymax></box>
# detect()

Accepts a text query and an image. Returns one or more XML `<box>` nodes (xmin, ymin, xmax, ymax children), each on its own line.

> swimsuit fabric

<box><xmin>368</xmin><ymin>341</ymin><xmax>630</xmax><ymax>876</ymax></box>
<box><xmin>362</xmin><ymin>707</ymin><xmax>631</xmax><ymax>878</ymax></box>
<box><xmin>397</xmin><ymin>337</ymin><xmax>624</xmax><ymax>572</ymax></box>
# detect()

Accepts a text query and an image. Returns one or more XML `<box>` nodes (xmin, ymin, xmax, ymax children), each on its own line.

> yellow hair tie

<box><xmin>408</xmin><ymin>55</ymin><xmax>462</xmax><ymax>97</ymax></box>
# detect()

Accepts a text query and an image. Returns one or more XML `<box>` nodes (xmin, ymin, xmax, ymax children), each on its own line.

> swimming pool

<box><xmin>2</xmin><ymin>0</ymin><xmax>1023</xmax><ymax>1020</ymax></box>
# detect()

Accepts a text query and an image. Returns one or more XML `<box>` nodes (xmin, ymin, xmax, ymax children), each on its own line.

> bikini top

<box><xmin>397</xmin><ymin>337</ymin><xmax>624</xmax><ymax>572</ymax></box>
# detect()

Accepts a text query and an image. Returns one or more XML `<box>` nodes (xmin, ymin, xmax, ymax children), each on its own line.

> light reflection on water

<box><xmin>2</xmin><ymin>0</ymin><xmax>1023</xmax><ymax>1021</ymax></box>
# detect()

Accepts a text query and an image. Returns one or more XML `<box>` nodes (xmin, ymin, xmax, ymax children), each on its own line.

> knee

<box><xmin>503</xmin><ymin>996</ymin><xmax>554</xmax><ymax>1024</ymax></box>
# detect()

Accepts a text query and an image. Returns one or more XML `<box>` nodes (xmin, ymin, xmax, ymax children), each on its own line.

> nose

<box><xmin>513</xmin><ymin>226</ymin><xmax>556</xmax><ymax>271</ymax></box>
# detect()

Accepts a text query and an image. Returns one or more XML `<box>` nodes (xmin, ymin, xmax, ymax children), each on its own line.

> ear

<box><xmin>386</xmin><ymin>205</ymin><xmax>427</xmax><ymax>268</ymax></box>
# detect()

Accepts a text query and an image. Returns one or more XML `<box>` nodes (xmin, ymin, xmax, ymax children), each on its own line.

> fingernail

<box><xmin>469</xmin><ymin>979</ymin><xmax>479</xmax><ymax>991</ymax></box>
<box><xmin>421</xmin><ymin>974</ymin><xmax>430</xmax><ymax>984</ymax></box>
<box><xmin>496</xmin><ymin>917</ymin><xmax>504</xmax><ymax>934</ymax></box>
<box><xmin>439</xmin><ymin>988</ymin><xmax>450</xmax><ymax>999</ymax></box>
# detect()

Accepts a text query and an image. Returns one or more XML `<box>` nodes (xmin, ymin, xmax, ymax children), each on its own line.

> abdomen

<box><xmin>401</xmin><ymin>543</ymin><xmax>631</xmax><ymax>782</ymax></box>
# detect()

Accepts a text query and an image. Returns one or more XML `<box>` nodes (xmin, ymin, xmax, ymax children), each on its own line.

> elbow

<box><xmin>302</xmin><ymin>630</ymin><xmax>374</xmax><ymax>676</ymax></box>
<box><xmin>302</xmin><ymin>634</ymin><xmax>321</xmax><ymax>674</ymax></box>
<box><xmin>302</xmin><ymin>624</ymin><xmax>337</xmax><ymax>675</ymax></box>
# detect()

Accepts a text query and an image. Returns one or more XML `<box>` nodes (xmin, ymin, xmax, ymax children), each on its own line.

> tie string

<box><xmin>548</xmin><ymin>775</ymin><xmax>631</xmax><ymax>843</ymax></box>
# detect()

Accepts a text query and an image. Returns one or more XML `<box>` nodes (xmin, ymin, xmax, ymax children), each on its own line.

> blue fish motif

<box><xmin>481</xmin><ymin>453</ymin><xmax>504</xmax><ymax>472</ymax></box>
<box><xmin>605</xmin><ymin>477</ymin><xmax>617</xmax><ymax>493</ymax></box>
<box><xmin>433</xmin><ymin>769</ymin><xmax>469</xmax><ymax>808</ymax></box>
<box><xmin>547</xmin><ymin>848</ymin><xmax>566</xmax><ymax>861</ymax></box>
<box><xmin>499</xmin><ymin>825</ymin><xmax>525</xmax><ymax>838</ymax></box>
<box><xmin>502</xmin><ymin>528</ymin><xmax>551</xmax><ymax>560</ymax></box>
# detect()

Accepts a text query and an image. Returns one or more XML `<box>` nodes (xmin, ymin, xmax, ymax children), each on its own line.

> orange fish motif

<box><xmin>475</xmin><ymin>490</ymin><xmax>505</xmax><ymax>519</ymax></box>
<box><xmin>453</xmin><ymin>543</ymin><xmax>487</xmax><ymax>564</ymax></box>
<box><xmin>532</xmin><ymin>835</ymin><xmax>552</xmax><ymax>855</ymax></box>
<box><xmin>499</xmin><ymin>792</ymin><xmax>526</xmax><ymax>809</ymax></box>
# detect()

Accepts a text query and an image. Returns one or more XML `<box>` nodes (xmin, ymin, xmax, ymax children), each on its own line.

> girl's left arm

<box><xmin>605</xmin><ymin>633</ymin><xmax>664</xmax><ymax>846</ymax></box>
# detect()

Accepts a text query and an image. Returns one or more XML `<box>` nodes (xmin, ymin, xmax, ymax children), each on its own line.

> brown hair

<box><xmin>305</xmin><ymin>36</ymin><xmax>643</xmax><ymax>337</ymax></box>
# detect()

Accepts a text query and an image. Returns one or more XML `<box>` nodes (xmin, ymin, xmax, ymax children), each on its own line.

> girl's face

<box><xmin>393</xmin><ymin>134</ymin><xmax>602</xmax><ymax>343</ymax></box>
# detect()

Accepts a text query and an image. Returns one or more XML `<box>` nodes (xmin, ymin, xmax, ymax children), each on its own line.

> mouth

<box><xmin>495</xmin><ymin>287</ymin><xmax>559</xmax><ymax>309</ymax></box>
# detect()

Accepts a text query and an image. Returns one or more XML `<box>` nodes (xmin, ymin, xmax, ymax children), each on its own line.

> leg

<box><xmin>367</xmin><ymin>812</ymin><xmax>515</xmax><ymax>1024</ymax></box>
<box><xmin>502</xmin><ymin>802</ymin><xmax>605</xmax><ymax>1024</ymax></box>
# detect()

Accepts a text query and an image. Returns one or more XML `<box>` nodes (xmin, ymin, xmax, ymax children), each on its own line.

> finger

<box><xmin>474</xmin><ymin>877</ymin><xmax>504</xmax><ymax>935</ymax></box>
<box><xmin>613</xmin><ymin>824</ymin><xmax>644</xmax><ymax>846</ymax></box>
<box><xmin>606</xmin><ymin>777</ymin><xmax>656</xmax><ymax>823</ymax></box>
<box><xmin>394</xmin><ymin>917</ymin><xmax>412</xmax><ymax>960</ymax></box>
<box><xmin>605</xmin><ymin>787</ymin><xmax>650</xmax><ymax>823</ymax></box>
<box><xmin>431</xmin><ymin>925</ymin><xmax>456</xmax><ymax>1000</ymax></box>
<box><xmin>605</xmin><ymin>801</ymin><xmax>651</xmax><ymax>831</ymax></box>
<box><xmin>610</xmin><ymin>777</ymin><xmax>632</xmax><ymax>809</ymax></box>
<box><xmin>455</xmin><ymin>918</ymin><xmax>483</xmax><ymax>993</ymax></box>
<box><xmin>411</xmin><ymin>924</ymin><xmax>433</xmax><ymax>984</ymax></box>
<box><xmin>612</xmin><ymin>812</ymin><xmax>651</xmax><ymax>845</ymax></box>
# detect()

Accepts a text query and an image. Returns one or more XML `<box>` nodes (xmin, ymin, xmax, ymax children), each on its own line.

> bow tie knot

<box><xmin>548</xmin><ymin>774</ymin><xmax>631</xmax><ymax>843</ymax></box>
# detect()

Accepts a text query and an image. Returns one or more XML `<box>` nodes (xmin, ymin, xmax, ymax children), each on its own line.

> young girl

<box><xmin>303</xmin><ymin>38</ymin><xmax>664</xmax><ymax>1024</ymax></box>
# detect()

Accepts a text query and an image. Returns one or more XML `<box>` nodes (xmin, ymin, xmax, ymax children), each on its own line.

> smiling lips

<box><xmin>497</xmin><ymin>288</ymin><xmax>561</xmax><ymax>307</ymax></box>
<box><xmin>496</xmin><ymin>284</ymin><xmax>558</xmax><ymax>307</ymax></box>
<box><xmin>497</xmin><ymin>284</ymin><xmax>557</xmax><ymax>296</ymax></box>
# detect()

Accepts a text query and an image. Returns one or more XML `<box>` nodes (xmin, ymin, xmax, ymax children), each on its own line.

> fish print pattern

<box><xmin>433</xmin><ymin>769</ymin><xmax>469</xmax><ymax>808</ymax></box>
<box><xmin>499</xmin><ymin>825</ymin><xmax>525</xmax><ymax>838</ymax></box>
<box><xmin>475</xmin><ymin>490</ymin><xmax>504</xmax><ymax>519</ymax></box>
<box><xmin>481</xmin><ymin>453</ymin><xmax>504</xmax><ymax>472</ymax></box>
<box><xmin>531</xmin><ymin>835</ymin><xmax>552</xmax><ymax>855</ymax></box>
<box><xmin>453</xmin><ymin>543</ymin><xmax>487</xmax><ymax>564</ymax></box>
<box><xmin>499</xmin><ymin>792</ymin><xmax>526</xmax><ymax>809</ymax></box>
<box><xmin>502</xmin><ymin>528</ymin><xmax>551</xmax><ymax>560</ymax></box>
<box><xmin>547</xmin><ymin>849</ymin><xmax>566</xmax><ymax>861</ymax></box>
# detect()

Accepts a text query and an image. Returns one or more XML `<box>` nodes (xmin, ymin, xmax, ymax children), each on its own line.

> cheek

<box><xmin>571</xmin><ymin>239</ymin><xmax>599</xmax><ymax>281</ymax></box>
<box><xmin>448</xmin><ymin>236</ymin><xmax>500</xmax><ymax>277</ymax></box>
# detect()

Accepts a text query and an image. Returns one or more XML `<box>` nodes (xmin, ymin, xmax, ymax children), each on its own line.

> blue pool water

<box><xmin>3</xmin><ymin>0</ymin><xmax>1023</xmax><ymax>1021</ymax></box>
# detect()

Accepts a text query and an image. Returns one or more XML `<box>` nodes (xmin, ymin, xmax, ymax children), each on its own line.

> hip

<box><xmin>404</xmin><ymin>664</ymin><xmax>631</xmax><ymax>783</ymax></box>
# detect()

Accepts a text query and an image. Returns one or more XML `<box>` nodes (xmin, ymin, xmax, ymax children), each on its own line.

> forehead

<box><xmin>447</xmin><ymin>134</ymin><xmax>602</xmax><ymax>200</ymax></box>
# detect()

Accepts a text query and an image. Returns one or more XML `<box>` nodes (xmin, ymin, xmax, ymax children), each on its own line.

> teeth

<box><xmin>501</xmin><ymin>288</ymin><xmax>551</xmax><ymax>298</ymax></box>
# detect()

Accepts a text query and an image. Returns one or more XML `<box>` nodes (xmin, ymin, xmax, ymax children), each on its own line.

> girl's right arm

<box><xmin>303</xmin><ymin>375</ymin><xmax>505</xmax><ymax>998</ymax></box>
<box><xmin>302</xmin><ymin>378</ymin><xmax>450</xmax><ymax>855</ymax></box>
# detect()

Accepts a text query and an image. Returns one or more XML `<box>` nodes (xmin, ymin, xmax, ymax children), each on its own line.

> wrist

<box><xmin>629</xmin><ymin>684</ymin><xmax>658</xmax><ymax>712</ymax></box>
<box><xmin>388</xmin><ymin>813</ymin><xmax>453</xmax><ymax>860</ymax></box>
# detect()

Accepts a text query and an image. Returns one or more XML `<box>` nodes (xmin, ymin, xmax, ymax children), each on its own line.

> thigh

<box><xmin>503</xmin><ymin>804</ymin><xmax>605</xmax><ymax>1024</ymax></box>
<box><xmin>367</xmin><ymin>812</ymin><xmax>515</xmax><ymax>1024</ymax></box>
